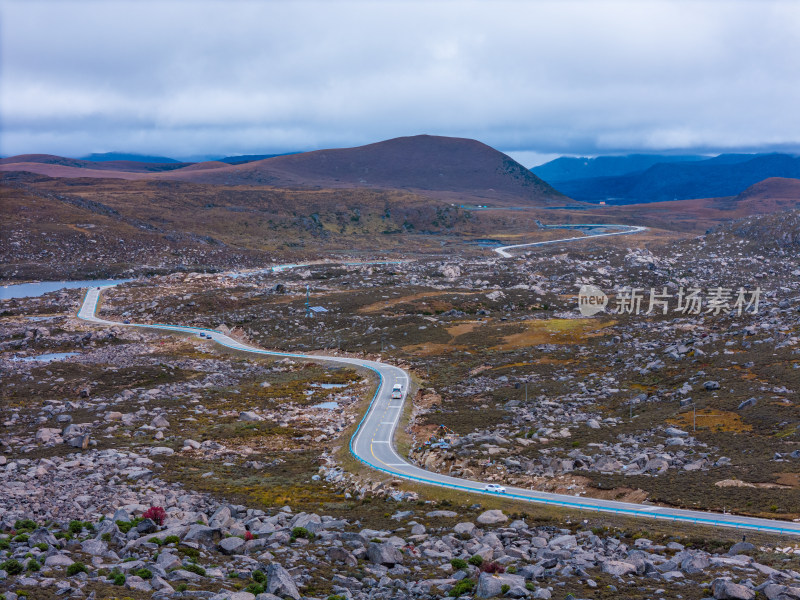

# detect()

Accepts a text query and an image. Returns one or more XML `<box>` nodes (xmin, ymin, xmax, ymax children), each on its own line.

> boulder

<box><xmin>44</xmin><ymin>554</ymin><xmax>74</xmax><ymax>568</ymax></box>
<box><xmin>67</xmin><ymin>434</ymin><xmax>90</xmax><ymax>449</ymax></box>
<box><xmin>136</xmin><ymin>518</ymin><xmax>158</xmax><ymax>534</ymax></box>
<box><xmin>602</xmin><ymin>560</ymin><xmax>637</xmax><ymax>577</ymax></box>
<box><xmin>184</xmin><ymin>524</ymin><xmax>221</xmax><ymax>544</ymax></box>
<box><xmin>728</xmin><ymin>541</ymin><xmax>756</xmax><ymax>555</ymax></box>
<box><xmin>239</xmin><ymin>411</ymin><xmax>262</xmax><ymax>422</ymax></box>
<box><xmin>28</xmin><ymin>527</ymin><xmax>58</xmax><ymax>547</ymax></box>
<box><xmin>125</xmin><ymin>575</ymin><xmax>153</xmax><ymax>592</ymax></box>
<box><xmin>367</xmin><ymin>541</ymin><xmax>404</xmax><ymax>566</ymax></box>
<box><xmin>475</xmin><ymin>572</ymin><xmax>525</xmax><ymax>598</ymax></box>
<box><xmin>738</xmin><ymin>398</ymin><xmax>757</xmax><ymax>410</ymax></box>
<box><xmin>151</xmin><ymin>415</ymin><xmax>170</xmax><ymax>428</ymax></box>
<box><xmin>476</xmin><ymin>510</ymin><xmax>508</xmax><ymax>525</ymax></box>
<box><xmin>219</xmin><ymin>536</ymin><xmax>246</xmax><ymax>555</ymax></box>
<box><xmin>81</xmin><ymin>539</ymin><xmax>108</xmax><ymax>556</ymax></box>
<box><xmin>265</xmin><ymin>562</ymin><xmax>301</xmax><ymax>600</ymax></box>
<box><xmin>712</xmin><ymin>577</ymin><xmax>755</xmax><ymax>599</ymax></box>
<box><xmin>681</xmin><ymin>553</ymin><xmax>710</xmax><ymax>574</ymax></box>
<box><xmin>454</xmin><ymin>522</ymin><xmax>476</xmax><ymax>535</ymax></box>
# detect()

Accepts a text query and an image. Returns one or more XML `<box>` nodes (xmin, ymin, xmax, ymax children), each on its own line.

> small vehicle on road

<box><xmin>483</xmin><ymin>483</ymin><xmax>506</xmax><ymax>494</ymax></box>
<box><xmin>390</xmin><ymin>383</ymin><xmax>403</xmax><ymax>399</ymax></box>
<box><xmin>123</xmin><ymin>320</ymin><xmax>130</xmax><ymax>324</ymax></box>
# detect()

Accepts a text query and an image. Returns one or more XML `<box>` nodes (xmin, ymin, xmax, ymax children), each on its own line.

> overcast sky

<box><xmin>2</xmin><ymin>0</ymin><xmax>799</xmax><ymax>166</ymax></box>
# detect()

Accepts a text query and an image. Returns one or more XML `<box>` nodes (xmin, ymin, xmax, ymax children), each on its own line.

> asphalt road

<box><xmin>494</xmin><ymin>225</ymin><xmax>648</xmax><ymax>257</ymax></box>
<box><xmin>75</xmin><ymin>247</ymin><xmax>800</xmax><ymax>537</ymax></box>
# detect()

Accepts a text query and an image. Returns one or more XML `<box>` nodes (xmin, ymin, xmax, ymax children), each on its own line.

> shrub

<box><xmin>176</xmin><ymin>584</ymin><xmax>188</xmax><ymax>592</ymax></box>
<box><xmin>34</xmin><ymin>543</ymin><xmax>48</xmax><ymax>551</ymax></box>
<box><xmin>291</xmin><ymin>527</ymin><xmax>313</xmax><ymax>541</ymax></box>
<box><xmin>245</xmin><ymin>583</ymin><xmax>265</xmax><ymax>594</ymax></box>
<box><xmin>450</xmin><ymin>558</ymin><xmax>468</xmax><ymax>570</ymax></box>
<box><xmin>328</xmin><ymin>596</ymin><xmax>347</xmax><ymax>600</ymax></box>
<box><xmin>1</xmin><ymin>559</ymin><xmax>23</xmax><ymax>575</ymax></box>
<box><xmin>163</xmin><ymin>535</ymin><xmax>180</xmax><ymax>544</ymax></box>
<box><xmin>142</xmin><ymin>506</ymin><xmax>167</xmax><ymax>526</ymax></box>
<box><xmin>244</xmin><ymin>531</ymin><xmax>254</xmax><ymax>542</ymax></box>
<box><xmin>506</xmin><ymin>565</ymin><xmax>517</xmax><ymax>574</ymax></box>
<box><xmin>101</xmin><ymin>533</ymin><xmax>112</xmax><ymax>542</ymax></box>
<box><xmin>66</xmin><ymin>562</ymin><xmax>88</xmax><ymax>576</ymax></box>
<box><xmin>115</xmin><ymin>517</ymin><xmax>142</xmax><ymax>534</ymax></box>
<box><xmin>526</xmin><ymin>582</ymin><xmax>536</xmax><ymax>591</ymax></box>
<box><xmin>448</xmin><ymin>578</ymin><xmax>475</xmax><ymax>597</ymax></box>
<box><xmin>68</xmin><ymin>521</ymin><xmax>86</xmax><ymax>535</ymax></box>
<box><xmin>13</xmin><ymin>534</ymin><xmax>29</xmax><ymax>543</ymax></box>
<box><xmin>135</xmin><ymin>568</ymin><xmax>153</xmax><ymax>580</ymax></box>
<box><xmin>27</xmin><ymin>559</ymin><xmax>41</xmax><ymax>572</ymax></box>
<box><xmin>252</xmin><ymin>570</ymin><xmax>267</xmax><ymax>584</ymax></box>
<box><xmin>0</xmin><ymin>539</ymin><xmax>9</xmax><ymax>550</ymax></box>
<box><xmin>468</xmin><ymin>554</ymin><xmax>483</xmax><ymax>567</ymax></box>
<box><xmin>501</xmin><ymin>584</ymin><xmax>510</xmax><ymax>594</ymax></box>
<box><xmin>13</xmin><ymin>519</ymin><xmax>37</xmax><ymax>532</ymax></box>
<box><xmin>480</xmin><ymin>561</ymin><xmax>505</xmax><ymax>574</ymax></box>
<box><xmin>184</xmin><ymin>563</ymin><xmax>206</xmax><ymax>576</ymax></box>
<box><xmin>110</xmin><ymin>570</ymin><xmax>125</xmax><ymax>586</ymax></box>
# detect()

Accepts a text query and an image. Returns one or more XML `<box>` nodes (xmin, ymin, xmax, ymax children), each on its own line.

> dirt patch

<box><xmin>401</xmin><ymin>342</ymin><xmax>466</xmax><ymax>356</ymax></box>
<box><xmin>668</xmin><ymin>408</ymin><xmax>753</xmax><ymax>433</ymax></box>
<box><xmin>359</xmin><ymin>291</ymin><xmax>480</xmax><ymax>314</ymax></box>
<box><xmin>493</xmin><ymin>318</ymin><xmax>615</xmax><ymax>350</ymax></box>
<box><xmin>446</xmin><ymin>320</ymin><xmax>482</xmax><ymax>337</ymax></box>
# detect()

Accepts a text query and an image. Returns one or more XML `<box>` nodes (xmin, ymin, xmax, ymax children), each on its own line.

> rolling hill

<box><xmin>1</xmin><ymin>135</ymin><xmax>569</xmax><ymax>207</ymax></box>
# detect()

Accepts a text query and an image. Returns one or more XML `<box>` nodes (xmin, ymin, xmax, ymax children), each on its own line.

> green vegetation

<box><xmin>449</xmin><ymin>578</ymin><xmax>475</xmax><ymax>597</ymax></box>
<box><xmin>290</xmin><ymin>526</ymin><xmax>314</xmax><ymax>541</ymax></box>
<box><xmin>1</xmin><ymin>559</ymin><xmax>23</xmax><ymax>575</ymax></box>
<box><xmin>135</xmin><ymin>568</ymin><xmax>153</xmax><ymax>579</ymax></box>
<box><xmin>13</xmin><ymin>519</ymin><xmax>37</xmax><ymax>532</ymax></box>
<box><xmin>184</xmin><ymin>563</ymin><xmax>206</xmax><ymax>576</ymax></box>
<box><xmin>468</xmin><ymin>554</ymin><xmax>483</xmax><ymax>567</ymax></box>
<box><xmin>450</xmin><ymin>557</ymin><xmax>468</xmax><ymax>570</ymax></box>
<box><xmin>110</xmin><ymin>570</ymin><xmax>126</xmax><ymax>586</ymax></box>
<box><xmin>66</xmin><ymin>562</ymin><xmax>88</xmax><ymax>576</ymax></box>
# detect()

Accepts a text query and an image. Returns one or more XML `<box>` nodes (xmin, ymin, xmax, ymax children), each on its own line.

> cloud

<box><xmin>2</xmin><ymin>0</ymin><xmax>799</xmax><ymax>161</ymax></box>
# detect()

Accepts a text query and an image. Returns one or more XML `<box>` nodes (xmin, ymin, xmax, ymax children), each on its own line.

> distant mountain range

<box><xmin>81</xmin><ymin>152</ymin><xmax>181</xmax><ymax>163</ymax></box>
<box><xmin>533</xmin><ymin>153</ymin><xmax>800</xmax><ymax>204</ymax></box>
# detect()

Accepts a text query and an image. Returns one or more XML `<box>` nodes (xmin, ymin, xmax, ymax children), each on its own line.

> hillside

<box><xmin>0</xmin><ymin>154</ymin><xmax>189</xmax><ymax>173</ymax></box>
<box><xmin>1</xmin><ymin>136</ymin><xmax>569</xmax><ymax>207</ymax></box>
<box><xmin>546</xmin><ymin>153</ymin><xmax>800</xmax><ymax>204</ymax></box>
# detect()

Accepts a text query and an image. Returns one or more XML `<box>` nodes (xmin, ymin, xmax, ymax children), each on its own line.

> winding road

<box><xmin>75</xmin><ymin>232</ymin><xmax>800</xmax><ymax>537</ymax></box>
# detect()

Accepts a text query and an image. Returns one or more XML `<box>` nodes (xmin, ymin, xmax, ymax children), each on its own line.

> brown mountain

<box><xmin>1</xmin><ymin>135</ymin><xmax>568</xmax><ymax>206</ymax></box>
<box><xmin>164</xmin><ymin>135</ymin><xmax>567</xmax><ymax>205</ymax></box>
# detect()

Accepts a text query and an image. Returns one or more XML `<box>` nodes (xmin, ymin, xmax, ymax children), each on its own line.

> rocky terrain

<box><xmin>2</xmin><ymin>210</ymin><xmax>800</xmax><ymax>599</ymax></box>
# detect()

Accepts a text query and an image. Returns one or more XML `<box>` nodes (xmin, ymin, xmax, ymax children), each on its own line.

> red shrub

<box><xmin>244</xmin><ymin>531</ymin><xmax>254</xmax><ymax>541</ymax></box>
<box><xmin>480</xmin><ymin>561</ymin><xmax>505</xmax><ymax>574</ymax></box>
<box><xmin>143</xmin><ymin>506</ymin><xmax>167</xmax><ymax>526</ymax></box>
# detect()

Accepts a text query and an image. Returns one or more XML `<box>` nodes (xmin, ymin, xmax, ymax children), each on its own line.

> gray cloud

<box><xmin>2</xmin><ymin>0</ymin><xmax>799</xmax><ymax>164</ymax></box>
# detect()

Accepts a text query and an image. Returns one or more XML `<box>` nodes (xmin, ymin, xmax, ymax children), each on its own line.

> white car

<box><xmin>390</xmin><ymin>383</ymin><xmax>403</xmax><ymax>399</ymax></box>
<box><xmin>483</xmin><ymin>483</ymin><xmax>506</xmax><ymax>494</ymax></box>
